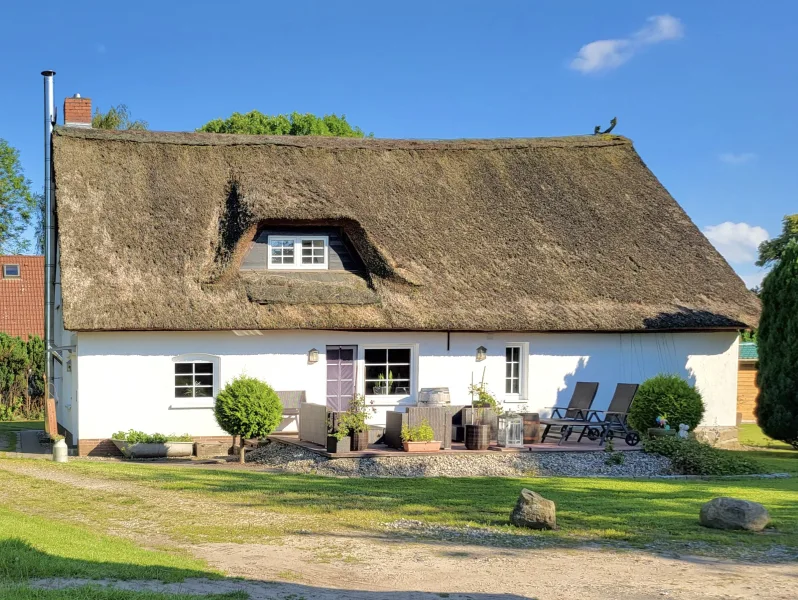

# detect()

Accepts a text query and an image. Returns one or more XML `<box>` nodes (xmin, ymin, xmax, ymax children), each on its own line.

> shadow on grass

<box><xmin>0</xmin><ymin>539</ymin><xmax>212</xmax><ymax>583</ymax></box>
<box><xmin>92</xmin><ymin>462</ymin><xmax>798</xmax><ymax>560</ymax></box>
<box><xmin>1</xmin><ymin>539</ymin><xmax>536</xmax><ymax>599</ymax></box>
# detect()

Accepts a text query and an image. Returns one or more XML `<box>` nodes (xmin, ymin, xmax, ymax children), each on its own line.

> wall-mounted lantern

<box><xmin>476</xmin><ymin>346</ymin><xmax>487</xmax><ymax>362</ymax></box>
<box><xmin>308</xmin><ymin>348</ymin><xmax>319</xmax><ymax>364</ymax></box>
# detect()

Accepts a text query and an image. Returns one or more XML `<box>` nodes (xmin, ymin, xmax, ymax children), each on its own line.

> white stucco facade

<box><xmin>62</xmin><ymin>330</ymin><xmax>740</xmax><ymax>443</ymax></box>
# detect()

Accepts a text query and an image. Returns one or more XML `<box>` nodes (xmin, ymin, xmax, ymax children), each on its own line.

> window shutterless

<box><xmin>364</xmin><ymin>348</ymin><xmax>411</xmax><ymax>395</ymax></box>
<box><xmin>174</xmin><ymin>362</ymin><xmax>214</xmax><ymax>398</ymax></box>
<box><xmin>268</xmin><ymin>236</ymin><xmax>329</xmax><ymax>270</ymax></box>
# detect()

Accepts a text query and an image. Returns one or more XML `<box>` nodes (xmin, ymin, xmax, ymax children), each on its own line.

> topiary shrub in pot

<box><xmin>627</xmin><ymin>374</ymin><xmax>705</xmax><ymax>437</ymax></box>
<box><xmin>214</xmin><ymin>375</ymin><xmax>283</xmax><ymax>463</ymax></box>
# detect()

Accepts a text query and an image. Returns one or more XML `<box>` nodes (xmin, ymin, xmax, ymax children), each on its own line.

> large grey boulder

<box><xmin>699</xmin><ymin>497</ymin><xmax>770</xmax><ymax>531</ymax></box>
<box><xmin>510</xmin><ymin>488</ymin><xmax>557</xmax><ymax>530</ymax></box>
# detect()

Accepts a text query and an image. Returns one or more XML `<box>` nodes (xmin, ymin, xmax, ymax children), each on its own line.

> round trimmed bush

<box><xmin>214</xmin><ymin>375</ymin><xmax>283</xmax><ymax>462</ymax></box>
<box><xmin>627</xmin><ymin>374</ymin><xmax>705</xmax><ymax>433</ymax></box>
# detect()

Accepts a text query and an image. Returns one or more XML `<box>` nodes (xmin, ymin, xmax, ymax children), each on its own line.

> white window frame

<box><xmin>360</xmin><ymin>343</ymin><xmax>418</xmax><ymax>403</ymax></box>
<box><xmin>170</xmin><ymin>353</ymin><xmax>220</xmax><ymax>409</ymax></box>
<box><xmin>504</xmin><ymin>342</ymin><xmax>529</xmax><ymax>403</ymax></box>
<box><xmin>267</xmin><ymin>235</ymin><xmax>329</xmax><ymax>270</ymax></box>
<box><xmin>3</xmin><ymin>264</ymin><xmax>20</xmax><ymax>278</ymax></box>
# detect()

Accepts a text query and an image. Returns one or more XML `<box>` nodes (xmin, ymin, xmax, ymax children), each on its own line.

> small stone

<box><xmin>699</xmin><ymin>497</ymin><xmax>770</xmax><ymax>531</ymax></box>
<box><xmin>509</xmin><ymin>488</ymin><xmax>557</xmax><ymax>530</ymax></box>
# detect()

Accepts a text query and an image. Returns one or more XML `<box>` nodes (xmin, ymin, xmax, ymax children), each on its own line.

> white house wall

<box><xmin>75</xmin><ymin>330</ymin><xmax>739</xmax><ymax>440</ymax></box>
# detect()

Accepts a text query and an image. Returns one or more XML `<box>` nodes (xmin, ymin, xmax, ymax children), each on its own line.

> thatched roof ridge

<box><xmin>52</xmin><ymin>127</ymin><xmax>760</xmax><ymax>332</ymax></box>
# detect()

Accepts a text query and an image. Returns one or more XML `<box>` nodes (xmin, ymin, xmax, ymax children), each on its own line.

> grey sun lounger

<box><xmin>540</xmin><ymin>382</ymin><xmax>600</xmax><ymax>445</ymax></box>
<box><xmin>585</xmin><ymin>383</ymin><xmax>641</xmax><ymax>446</ymax></box>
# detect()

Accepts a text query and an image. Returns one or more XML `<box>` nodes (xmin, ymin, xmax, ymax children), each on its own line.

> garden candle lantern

<box><xmin>498</xmin><ymin>413</ymin><xmax>524</xmax><ymax>448</ymax></box>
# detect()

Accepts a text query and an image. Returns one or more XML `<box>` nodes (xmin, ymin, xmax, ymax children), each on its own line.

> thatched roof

<box><xmin>52</xmin><ymin>127</ymin><xmax>759</xmax><ymax>332</ymax></box>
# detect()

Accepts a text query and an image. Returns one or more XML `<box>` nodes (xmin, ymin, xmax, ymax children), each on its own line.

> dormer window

<box><xmin>3</xmin><ymin>264</ymin><xmax>20</xmax><ymax>278</ymax></box>
<box><xmin>268</xmin><ymin>235</ymin><xmax>329</xmax><ymax>270</ymax></box>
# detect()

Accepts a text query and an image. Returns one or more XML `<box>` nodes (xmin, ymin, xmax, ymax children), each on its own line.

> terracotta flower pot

<box><xmin>402</xmin><ymin>441</ymin><xmax>441</xmax><ymax>453</ymax></box>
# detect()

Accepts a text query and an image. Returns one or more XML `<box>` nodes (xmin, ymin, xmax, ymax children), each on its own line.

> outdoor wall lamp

<box><xmin>476</xmin><ymin>346</ymin><xmax>487</xmax><ymax>362</ymax></box>
<box><xmin>308</xmin><ymin>348</ymin><xmax>319</xmax><ymax>364</ymax></box>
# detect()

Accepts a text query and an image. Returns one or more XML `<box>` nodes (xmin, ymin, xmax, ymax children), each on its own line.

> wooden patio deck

<box><xmin>269</xmin><ymin>434</ymin><xmax>641</xmax><ymax>459</ymax></box>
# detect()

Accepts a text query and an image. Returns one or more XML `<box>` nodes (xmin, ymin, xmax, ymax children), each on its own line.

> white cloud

<box><xmin>719</xmin><ymin>152</ymin><xmax>757</xmax><ymax>165</ymax></box>
<box><xmin>703</xmin><ymin>222</ymin><xmax>769</xmax><ymax>263</ymax></box>
<box><xmin>740</xmin><ymin>271</ymin><xmax>766</xmax><ymax>290</ymax></box>
<box><xmin>570</xmin><ymin>15</ymin><xmax>684</xmax><ymax>73</ymax></box>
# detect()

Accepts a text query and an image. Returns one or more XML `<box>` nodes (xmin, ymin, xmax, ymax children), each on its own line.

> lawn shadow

<box><xmin>4</xmin><ymin>539</ymin><xmax>537</xmax><ymax>599</ymax></box>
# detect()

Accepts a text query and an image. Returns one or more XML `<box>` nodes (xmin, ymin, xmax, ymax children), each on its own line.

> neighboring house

<box><xmin>49</xmin><ymin>96</ymin><xmax>760</xmax><ymax>455</ymax></box>
<box><xmin>0</xmin><ymin>255</ymin><xmax>43</xmax><ymax>341</ymax></box>
<box><xmin>737</xmin><ymin>342</ymin><xmax>759</xmax><ymax>423</ymax></box>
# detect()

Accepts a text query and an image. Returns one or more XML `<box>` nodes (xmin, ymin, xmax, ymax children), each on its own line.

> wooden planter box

<box><xmin>111</xmin><ymin>440</ymin><xmax>193</xmax><ymax>458</ymax></box>
<box><xmin>326</xmin><ymin>435</ymin><xmax>351</xmax><ymax>453</ymax></box>
<box><xmin>464</xmin><ymin>424</ymin><xmax>491</xmax><ymax>450</ymax></box>
<box><xmin>385</xmin><ymin>407</ymin><xmax>455</xmax><ymax>450</ymax></box>
<box><xmin>402</xmin><ymin>441</ymin><xmax>441</xmax><ymax>453</ymax></box>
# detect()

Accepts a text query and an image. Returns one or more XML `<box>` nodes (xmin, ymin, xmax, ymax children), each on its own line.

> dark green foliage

<box><xmin>0</xmin><ymin>333</ymin><xmax>44</xmax><ymax>420</ymax></box>
<box><xmin>627</xmin><ymin>374</ymin><xmax>705</xmax><ymax>433</ymax></box>
<box><xmin>757</xmin><ymin>214</ymin><xmax>798</xmax><ymax>267</ymax></box>
<box><xmin>198</xmin><ymin>110</ymin><xmax>369</xmax><ymax>137</ymax></box>
<box><xmin>92</xmin><ymin>105</ymin><xmax>148</xmax><ymax>130</ymax></box>
<box><xmin>214</xmin><ymin>375</ymin><xmax>283</xmax><ymax>440</ymax></box>
<box><xmin>0</xmin><ymin>139</ymin><xmax>37</xmax><ymax>254</ymax></box>
<box><xmin>756</xmin><ymin>242</ymin><xmax>798</xmax><ymax>448</ymax></box>
<box><xmin>644</xmin><ymin>436</ymin><xmax>761</xmax><ymax>476</ymax></box>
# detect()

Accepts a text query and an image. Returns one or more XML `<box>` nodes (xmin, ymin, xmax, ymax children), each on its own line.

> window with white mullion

<box><xmin>174</xmin><ymin>362</ymin><xmax>214</xmax><ymax>398</ymax></box>
<box><xmin>505</xmin><ymin>346</ymin><xmax>521</xmax><ymax>395</ymax></box>
<box><xmin>364</xmin><ymin>348</ymin><xmax>412</xmax><ymax>395</ymax></box>
<box><xmin>268</xmin><ymin>235</ymin><xmax>328</xmax><ymax>270</ymax></box>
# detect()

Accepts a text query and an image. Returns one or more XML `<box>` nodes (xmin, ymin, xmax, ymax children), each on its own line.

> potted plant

<box><xmin>373</xmin><ymin>373</ymin><xmax>387</xmax><ymax>395</ymax></box>
<box><xmin>340</xmin><ymin>394</ymin><xmax>376</xmax><ymax>451</ymax></box>
<box><xmin>111</xmin><ymin>430</ymin><xmax>195</xmax><ymax>458</ymax></box>
<box><xmin>465</xmin><ymin>370</ymin><xmax>500</xmax><ymax>450</ymax></box>
<box><xmin>401</xmin><ymin>419</ymin><xmax>440</xmax><ymax>452</ymax></box>
<box><xmin>648</xmin><ymin>415</ymin><xmax>678</xmax><ymax>439</ymax></box>
<box><xmin>326</xmin><ymin>413</ymin><xmax>351</xmax><ymax>454</ymax></box>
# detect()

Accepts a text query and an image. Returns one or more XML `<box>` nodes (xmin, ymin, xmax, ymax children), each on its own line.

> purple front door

<box><xmin>326</xmin><ymin>346</ymin><xmax>357</xmax><ymax>412</ymax></box>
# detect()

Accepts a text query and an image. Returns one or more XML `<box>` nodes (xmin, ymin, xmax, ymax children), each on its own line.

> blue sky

<box><xmin>1</xmin><ymin>1</ymin><xmax>794</xmax><ymax>286</ymax></box>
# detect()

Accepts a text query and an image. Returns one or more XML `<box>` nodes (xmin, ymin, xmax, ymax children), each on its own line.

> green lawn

<box><xmin>0</xmin><ymin>506</ymin><xmax>217</xmax><ymax>582</ymax></box>
<box><xmin>0</xmin><ymin>588</ymin><xmax>246</xmax><ymax>600</ymax></box>
<box><xmin>0</xmin><ymin>421</ymin><xmax>45</xmax><ymax>452</ymax></box>
<box><xmin>738</xmin><ymin>423</ymin><xmax>795</xmax><ymax>450</ymax></box>
<box><xmin>2</xmin><ymin>456</ymin><xmax>796</xmax><ymax>559</ymax></box>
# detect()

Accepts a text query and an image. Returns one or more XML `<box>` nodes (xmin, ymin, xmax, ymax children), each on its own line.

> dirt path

<box><xmin>3</xmin><ymin>460</ymin><xmax>797</xmax><ymax>600</ymax></box>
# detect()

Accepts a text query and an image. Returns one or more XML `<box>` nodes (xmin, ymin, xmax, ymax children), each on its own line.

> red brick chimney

<box><xmin>63</xmin><ymin>94</ymin><xmax>92</xmax><ymax>127</ymax></box>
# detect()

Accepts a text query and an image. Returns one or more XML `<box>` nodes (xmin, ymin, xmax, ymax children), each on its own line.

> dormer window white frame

<box><xmin>268</xmin><ymin>235</ymin><xmax>329</xmax><ymax>270</ymax></box>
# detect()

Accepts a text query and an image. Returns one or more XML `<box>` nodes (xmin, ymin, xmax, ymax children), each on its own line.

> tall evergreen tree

<box><xmin>755</xmin><ymin>241</ymin><xmax>798</xmax><ymax>447</ymax></box>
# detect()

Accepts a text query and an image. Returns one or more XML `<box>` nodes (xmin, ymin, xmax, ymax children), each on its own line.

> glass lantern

<box><xmin>498</xmin><ymin>413</ymin><xmax>524</xmax><ymax>448</ymax></box>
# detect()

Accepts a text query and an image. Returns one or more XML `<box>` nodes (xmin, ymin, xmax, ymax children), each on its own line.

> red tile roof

<box><xmin>0</xmin><ymin>255</ymin><xmax>44</xmax><ymax>341</ymax></box>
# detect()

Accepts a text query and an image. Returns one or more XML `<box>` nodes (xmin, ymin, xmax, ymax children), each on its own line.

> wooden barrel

<box><xmin>418</xmin><ymin>387</ymin><xmax>451</xmax><ymax>406</ymax></box>
<box><xmin>521</xmin><ymin>412</ymin><xmax>541</xmax><ymax>444</ymax></box>
<box><xmin>465</xmin><ymin>424</ymin><xmax>490</xmax><ymax>450</ymax></box>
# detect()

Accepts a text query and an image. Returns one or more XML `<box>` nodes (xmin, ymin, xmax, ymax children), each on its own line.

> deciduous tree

<box><xmin>92</xmin><ymin>105</ymin><xmax>148</xmax><ymax>130</ymax></box>
<box><xmin>198</xmin><ymin>111</ymin><xmax>368</xmax><ymax>137</ymax></box>
<box><xmin>757</xmin><ymin>214</ymin><xmax>798</xmax><ymax>267</ymax></box>
<box><xmin>0</xmin><ymin>139</ymin><xmax>36</xmax><ymax>254</ymax></box>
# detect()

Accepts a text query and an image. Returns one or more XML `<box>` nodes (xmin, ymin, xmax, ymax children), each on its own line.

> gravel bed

<box><xmin>246</xmin><ymin>439</ymin><xmax>673</xmax><ymax>478</ymax></box>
